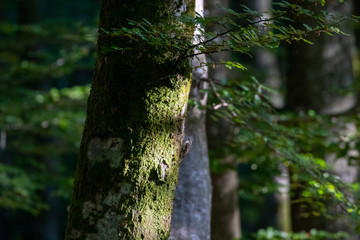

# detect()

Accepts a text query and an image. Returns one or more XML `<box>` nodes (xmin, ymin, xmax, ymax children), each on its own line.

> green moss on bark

<box><xmin>64</xmin><ymin>1</ymin><xmax>195</xmax><ymax>240</ymax></box>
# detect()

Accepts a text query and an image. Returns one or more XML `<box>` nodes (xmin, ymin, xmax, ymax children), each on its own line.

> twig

<box><xmin>200</xmin><ymin>78</ymin><xmax>236</xmax><ymax>117</ymax></box>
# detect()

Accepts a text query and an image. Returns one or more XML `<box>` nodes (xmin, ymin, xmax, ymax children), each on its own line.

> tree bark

<box><xmin>210</xmin><ymin>165</ymin><xmax>241</xmax><ymax>240</ymax></box>
<box><xmin>205</xmin><ymin>0</ymin><xmax>242</xmax><ymax>239</ymax></box>
<box><xmin>274</xmin><ymin>165</ymin><xmax>292</xmax><ymax>232</ymax></box>
<box><xmin>169</xmin><ymin>66</ymin><xmax>212</xmax><ymax>240</ymax></box>
<box><xmin>64</xmin><ymin>1</ymin><xmax>195</xmax><ymax>239</ymax></box>
<box><xmin>169</xmin><ymin>1</ymin><xmax>212</xmax><ymax>239</ymax></box>
<box><xmin>251</xmin><ymin>0</ymin><xmax>291</xmax><ymax>232</ymax></box>
<box><xmin>253</xmin><ymin>0</ymin><xmax>283</xmax><ymax>108</ymax></box>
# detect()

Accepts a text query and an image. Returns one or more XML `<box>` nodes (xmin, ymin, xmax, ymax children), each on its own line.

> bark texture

<box><xmin>169</xmin><ymin>66</ymin><xmax>212</xmax><ymax>240</ymax></box>
<box><xmin>64</xmin><ymin>1</ymin><xmax>195</xmax><ymax>239</ymax></box>
<box><xmin>169</xmin><ymin>1</ymin><xmax>212</xmax><ymax>239</ymax></box>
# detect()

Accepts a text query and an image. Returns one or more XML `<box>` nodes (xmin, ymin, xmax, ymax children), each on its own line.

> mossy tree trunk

<box><xmin>64</xmin><ymin>1</ymin><xmax>195</xmax><ymax>240</ymax></box>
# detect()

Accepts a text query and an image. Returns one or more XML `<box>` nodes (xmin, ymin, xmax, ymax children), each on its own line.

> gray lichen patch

<box><xmin>82</xmin><ymin>201</ymin><xmax>97</xmax><ymax>225</ymax></box>
<box><xmin>82</xmin><ymin>184</ymin><xmax>131</xmax><ymax>224</ymax></box>
<box><xmin>87</xmin><ymin>138</ymin><xmax>124</xmax><ymax>168</ymax></box>
<box><xmin>86</xmin><ymin>211</ymin><xmax>122</xmax><ymax>240</ymax></box>
<box><xmin>132</xmin><ymin>209</ymin><xmax>140</xmax><ymax>222</ymax></box>
<box><xmin>82</xmin><ymin>191</ymin><xmax>125</xmax><ymax>240</ymax></box>
<box><xmin>103</xmin><ymin>190</ymin><xmax>123</xmax><ymax>207</ymax></box>
<box><xmin>82</xmin><ymin>194</ymin><xmax>104</xmax><ymax>226</ymax></box>
<box><xmin>119</xmin><ymin>182</ymin><xmax>131</xmax><ymax>194</ymax></box>
<box><xmin>69</xmin><ymin>229</ymin><xmax>81</xmax><ymax>239</ymax></box>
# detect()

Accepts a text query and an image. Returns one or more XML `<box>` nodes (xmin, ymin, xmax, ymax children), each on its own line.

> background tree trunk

<box><xmin>205</xmin><ymin>0</ymin><xmax>242</xmax><ymax>239</ymax></box>
<box><xmin>286</xmin><ymin>0</ymin><xmax>358</xmax><ymax>236</ymax></box>
<box><xmin>169</xmin><ymin>0</ymin><xmax>212</xmax><ymax>239</ymax></box>
<box><xmin>64</xmin><ymin>1</ymin><xmax>195</xmax><ymax>239</ymax></box>
<box><xmin>251</xmin><ymin>0</ymin><xmax>291</xmax><ymax>232</ymax></box>
<box><xmin>169</xmin><ymin>65</ymin><xmax>211</xmax><ymax>240</ymax></box>
<box><xmin>252</xmin><ymin>0</ymin><xmax>283</xmax><ymax>109</ymax></box>
<box><xmin>286</xmin><ymin>0</ymin><xmax>355</xmax><ymax>115</ymax></box>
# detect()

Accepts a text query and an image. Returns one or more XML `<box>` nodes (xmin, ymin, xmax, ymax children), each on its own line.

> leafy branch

<box><xmin>100</xmin><ymin>0</ymin><xmax>357</xmax><ymax>67</ymax></box>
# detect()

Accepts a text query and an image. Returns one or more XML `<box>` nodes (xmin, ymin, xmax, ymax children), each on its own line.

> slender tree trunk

<box><xmin>169</xmin><ymin>66</ymin><xmax>211</xmax><ymax>240</ymax></box>
<box><xmin>252</xmin><ymin>0</ymin><xmax>291</xmax><ymax>232</ymax></box>
<box><xmin>205</xmin><ymin>0</ymin><xmax>242</xmax><ymax>239</ymax></box>
<box><xmin>169</xmin><ymin>1</ymin><xmax>212</xmax><ymax>239</ymax></box>
<box><xmin>64</xmin><ymin>1</ymin><xmax>195</xmax><ymax>239</ymax></box>
<box><xmin>273</xmin><ymin>165</ymin><xmax>292</xmax><ymax>232</ymax></box>
<box><xmin>210</xmin><ymin>163</ymin><xmax>241</xmax><ymax>240</ymax></box>
<box><xmin>252</xmin><ymin>0</ymin><xmax>283</xmax><ymax>108</ymax></box>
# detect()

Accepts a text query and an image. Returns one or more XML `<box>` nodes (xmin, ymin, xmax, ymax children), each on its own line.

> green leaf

<box><xmin>303</xmin><ymin>24</ymin><xmax>312</xmax><ymax>31</ymax></box>
<box><xmin>222</xmin><ymin>61</ymin><xmax>247</xmax><ymax>71</ymax></box>
<box><xmin>302</xmin><ymin>38</ymin><xmax>314</xmax><ymax>44</ymax></box>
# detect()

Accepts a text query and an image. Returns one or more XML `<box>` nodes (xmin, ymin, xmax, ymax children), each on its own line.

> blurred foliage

<box><xmin>0</xmin><ymin>18</ymin><xmax>96</xmax><ymax>214</ymax></box>
<box><xmin>250</xmin><ymin>227</ymin><xmax>349</xmax><ymax>240</ymax></box>
<box><xmin>207</xmin><ymin>73</ymin><xmax>360</xmax><ymax>230</ymax></box>
<box><xmin>202</xmin><ymin>0</ymin><xmax>360</xmax><ymax>235</ymax></box>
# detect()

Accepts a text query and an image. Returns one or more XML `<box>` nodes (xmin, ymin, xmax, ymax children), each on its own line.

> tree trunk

<box><xmin>274</xmin><ymin>165</ymin><xmax>292</xmax><ymax>232</ymax></box>
<box><xmin>205</xmin><ymin>0</ymin><xmax>242</xmax><ymax>239</ymax></box>
<box><xmin>251</xmin><ymin>0</ymin><xmax>291</xmax><ymax>232</ymax></box>
<box><xmin>169</xmin><ymin>0</ymin><xmax>212</xmax><ymax>239</ymax></box>
<box><xmin>210</xmin><ymin>165</ymin><xmax>241</xmax><ymax>240</ymax></box>
<box><xmin>253</xmin><ymin>0</ymin><xmax>283</xmax><ymax>108</ymax></box>
<box><xmin>64</xmin><ymin>1</ymin><xmax>195</xmax><ymax>239</ymax></box>
<box><xmin>286</xmin><ymin>0</ymin><xmax>357</xmax><ymax>235</ymax></box>
<box><xmin>169</xmin><ymin>66</ymin><xmax>212</xmax><ymax>240</ymax></box>
<box><xmin>286</xmin><ymin>0</ymin><xmax>355</xmax><ymax>115</ymax></box>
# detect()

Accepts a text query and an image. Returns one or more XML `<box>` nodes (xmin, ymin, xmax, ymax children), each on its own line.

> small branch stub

<box><xmin>179</xmin><ymin>137</ymin><xmax>192</xmax><ymax>163</ymax></box>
